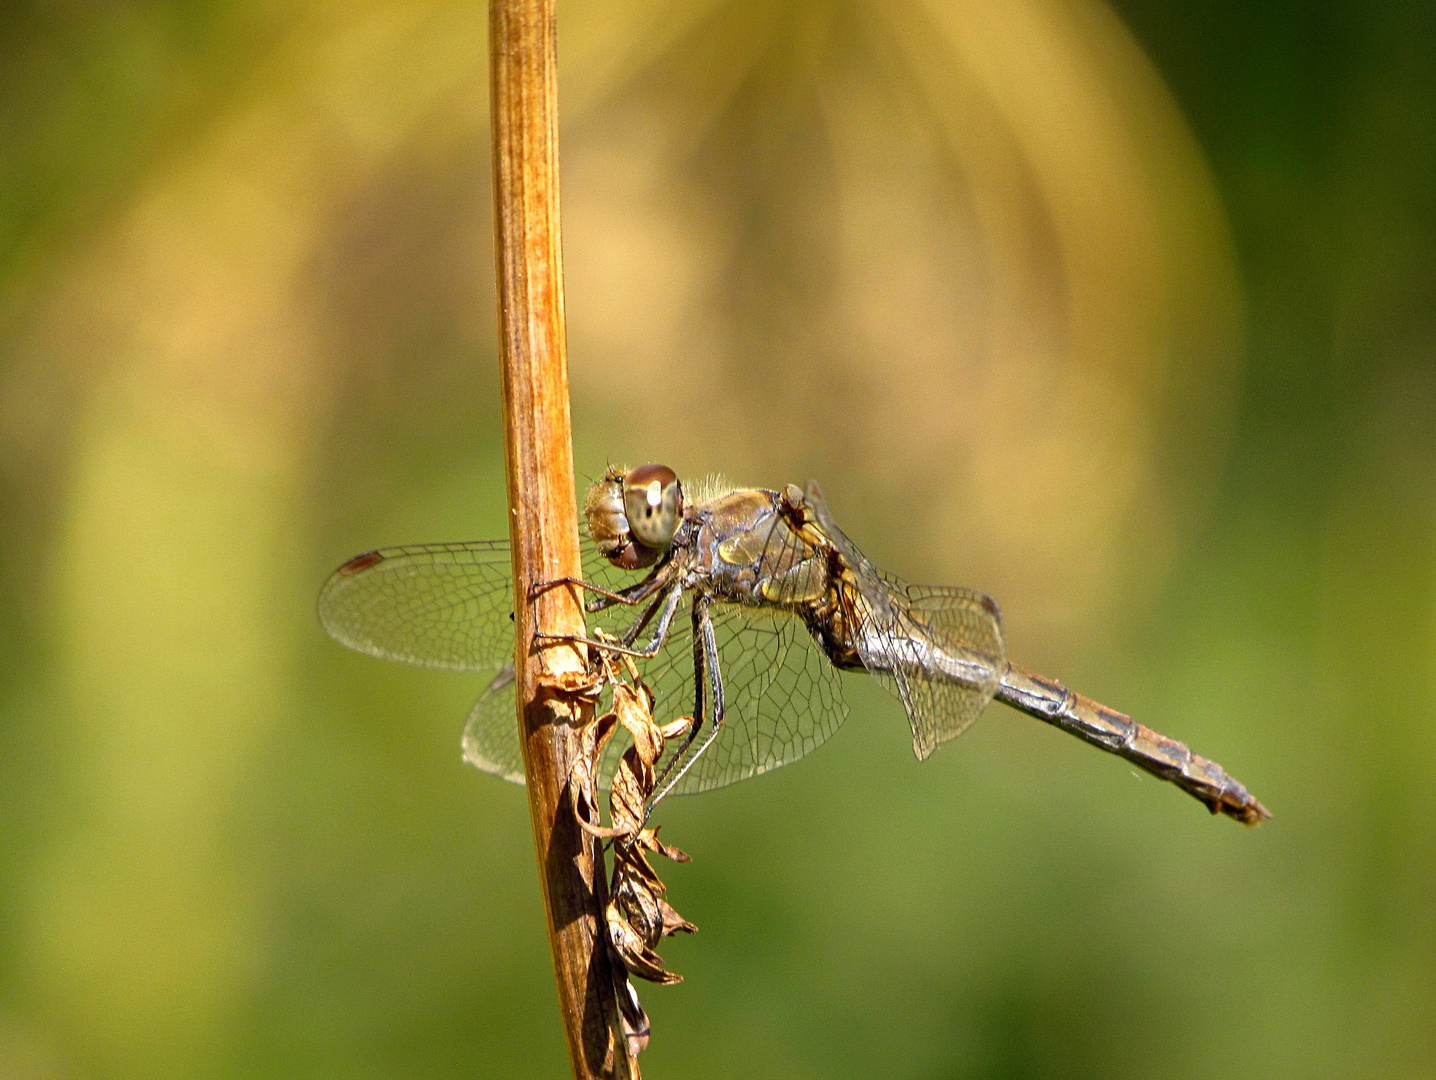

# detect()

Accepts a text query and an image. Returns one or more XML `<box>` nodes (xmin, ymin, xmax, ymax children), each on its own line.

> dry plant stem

<box><xmin>490</xmin><ymin>1</ymin><xmax>634</xmax><ymax>1076</ymax></box>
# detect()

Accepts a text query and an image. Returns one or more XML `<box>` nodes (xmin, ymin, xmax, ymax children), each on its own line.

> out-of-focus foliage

<box><xmin>1</xmin><ymin>0</ymin><xmax>1432</xmax><ymax>1076</ymax></box>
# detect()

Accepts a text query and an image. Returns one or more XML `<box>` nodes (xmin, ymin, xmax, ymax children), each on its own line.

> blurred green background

<box><xmin>2</xmin><ymin>0</ymin><xmax>1432</xmax><ymax>1077</ymax></box>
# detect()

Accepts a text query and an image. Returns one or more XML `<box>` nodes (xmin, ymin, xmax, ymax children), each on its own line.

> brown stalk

<box><xmin>490</xmin><ymin>1</ymin><xmax>634</xmax><ymax>1076</ymax></box>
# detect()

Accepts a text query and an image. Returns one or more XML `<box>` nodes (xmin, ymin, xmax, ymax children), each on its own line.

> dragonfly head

<box><xmin>585</xmin><ymin>464</ymin><xmax>684</xmax><ymax>570</ymax></box>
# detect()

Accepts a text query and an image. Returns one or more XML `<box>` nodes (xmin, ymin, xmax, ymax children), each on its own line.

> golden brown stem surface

<box><xmin>490</xmin><ymin>1</ymin><xmax>633</xmax><ymax>1074</ymax></box>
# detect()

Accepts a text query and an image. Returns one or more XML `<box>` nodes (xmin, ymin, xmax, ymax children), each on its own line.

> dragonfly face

<box><xmin>585</xmin><ymin>465</ymin><xmax>683</xmax><ymax>570</ymax></box>
<box><xmin>319</xmin><ymin>464</ymin><xmax>1269</xmax><ymax>823</ymax></box>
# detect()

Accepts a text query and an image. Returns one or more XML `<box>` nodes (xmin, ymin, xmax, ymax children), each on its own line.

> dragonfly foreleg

<box><xmin>648</xmin><ymin>596</ymin><xmax>725</xmax><ymax>811</ymax></box>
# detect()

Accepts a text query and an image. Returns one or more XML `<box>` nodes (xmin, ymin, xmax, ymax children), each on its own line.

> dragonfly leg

<box><xmin>646</xmin><ymin>599</ymin><xmax>709</xmax><ymax>802</ymax></box>
<box><xmin>612</xmin><ymin>587</ymin><xmax>665</xmax><ymax>649</ymax></box>
<box><xmin>530</xmin><ymin>567</ymin><xmax>670</xmax><ymax>612</ymax></box>
<box><xmin>619</xmin><ymin>580</ymin><xmax>685</xmax><ymax>655</ymax></box>
<box><xmin>647</xmin><ymin>596</ymin><xmax>725</xmax><ymax>811</ymax></box>
<box><xmin>534</xmin><ymin>632</ymin><xmax>664</xmax><ymax>661</ymax></box>
<box><xmin>534</xmin><ymin>581</ymin><xmax>684</xmax><ymax>662</ymax></box>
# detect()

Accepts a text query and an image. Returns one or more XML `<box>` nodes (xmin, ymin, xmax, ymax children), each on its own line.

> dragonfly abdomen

<box><xmin>997</xmin><ymin>664</ymin><xmax>1270</xmax><ymax>825</ymax></box>
<box><xmin>854</xmin><ymin>626</ymin><xmax>1000</xmax><ymax>689</ymax></box>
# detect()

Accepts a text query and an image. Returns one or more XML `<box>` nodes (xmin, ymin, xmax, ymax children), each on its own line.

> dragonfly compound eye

<box><xmin>623</xmin><ymin>463</ymin><xmax>683</xmax><ymax>551</ymax></box>
<box><xmin>584</xmin><ymin>468</ymin><xmax>660</xmax><ymax>569</ymax></box>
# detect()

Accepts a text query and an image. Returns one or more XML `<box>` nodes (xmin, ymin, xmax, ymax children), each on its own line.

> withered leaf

<box><xmin>561</xmin><ymin>651</ymin><xmax>698</xmax><ymax>1054</ymax></box>
<box><xmin>607</xmin><ymin>901</ymin><xmax>684</xmax><ymax>985</ymax></box>
<box><xmin>610</xmin><ymin>962</ymin><xmax>651</xmax><ymax>1059</ymax></box>
<box><xmin>570</xmin><ymin>711</ymin><xmax>629</xmax><ymax>839</ymax></box>
<box><xmin>639</xmin><ymin>825</ymin><xmax>691</xmax><ymax>864</ymax></box>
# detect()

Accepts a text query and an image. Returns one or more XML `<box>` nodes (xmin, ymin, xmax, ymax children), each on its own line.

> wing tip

<box><xmin>337</xmin><ymin>550</ymin><xmax>385</xmax><ymax>576</ymax></box>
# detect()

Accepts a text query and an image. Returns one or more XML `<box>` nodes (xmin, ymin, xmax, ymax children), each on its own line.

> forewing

<box><xmin>457</xmin><ymin>606</ymin><xmax>847</xmax><ymax>796</ymax></box>
<box><xmin>318</xmin><ymin>540</ymin><xmax>515</xmax><ymax>671</ymax></box>
<box><xmin>323</xmin><ymin>532</ymin><xmax>850</xmax><ymax>796</ymax></box>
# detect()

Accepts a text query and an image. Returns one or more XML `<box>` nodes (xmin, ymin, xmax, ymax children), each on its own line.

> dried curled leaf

<box><xmin>607</xmin><ymin>684</ymin><xmax>662</xmax><ymax>831</ymax></box>
<box><xmin>571</xmin><ymin>710</ymin><xmax>631</xmax><ymax>840</ymax></box>
<box><xmin>607</xmin><ymin>900</ymin><xmax>683</xmax><ymax>985</ymax></box>
<box><xmin>608</xmin><ymin>953</ymin><xmax>651</xmax><ymax>1058</ymax></box>
<box><xmin>611</xmin><ymin>831</ymin><xmax>695</xmax><ymax>971</ymax></box>
<box><xmin>606</xmin><ymin>691</ymin><xmax>696</xmax><ymax>984</ymax></box>
<box><xmin>639</xmin><ymin>824</ymin><xmax>691</xmax><ymax>864</ymax></box>
<box><xmin>565</xmin><ymin>653</ymin><xmax>699</xmax><ymax>1057</ymax></box>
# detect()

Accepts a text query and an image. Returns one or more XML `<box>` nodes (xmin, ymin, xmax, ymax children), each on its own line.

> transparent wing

<box><xmin>875</xmin><ymin>580</ymin><xmax>1008</xmax><ymax>757</ymax></box>
<box><xmin>460</xmin><ymin>586</ymin><xmax>850</xmax><ymax>797</ymax></box>
<box><xmin>324</xmin><ymin>530</ymin><xmax>850</xmax><ymax>796</ymax></box>
<box><xmin>802</xmin><ymin>481</ymin><xmax>1007</xmax><ymax>759</ymax></box>
<box><xmin>460</xmin><ymin>666</ymin><xmax>525</xmax><ymax>783</ymax></box>
<box><xmin>318</xmin><ymin>541</ymin><xmax>515</xmax><ymax>671</ymax></box>
<box><xmin>642</xmin><ymin>601</ymin><xmax>849</xmax><ymax>796</ymax></box>
<box><xmin>456</xmin><ymin>542</ymin><xmax>662</xmax><ymax>787</ymax></box>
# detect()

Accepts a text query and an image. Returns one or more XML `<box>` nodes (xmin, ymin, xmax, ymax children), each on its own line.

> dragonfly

<box><xmin>319</xmin><ymin>464</ymin><xmax>1269</xmax><ymax>824</ymax></box>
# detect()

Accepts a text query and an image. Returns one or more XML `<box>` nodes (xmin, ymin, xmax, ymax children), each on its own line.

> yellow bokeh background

<box><xmin>1</xmin><ymin>1</ymin><xmax>1432</xmax><ymax>1077</ymax></box>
